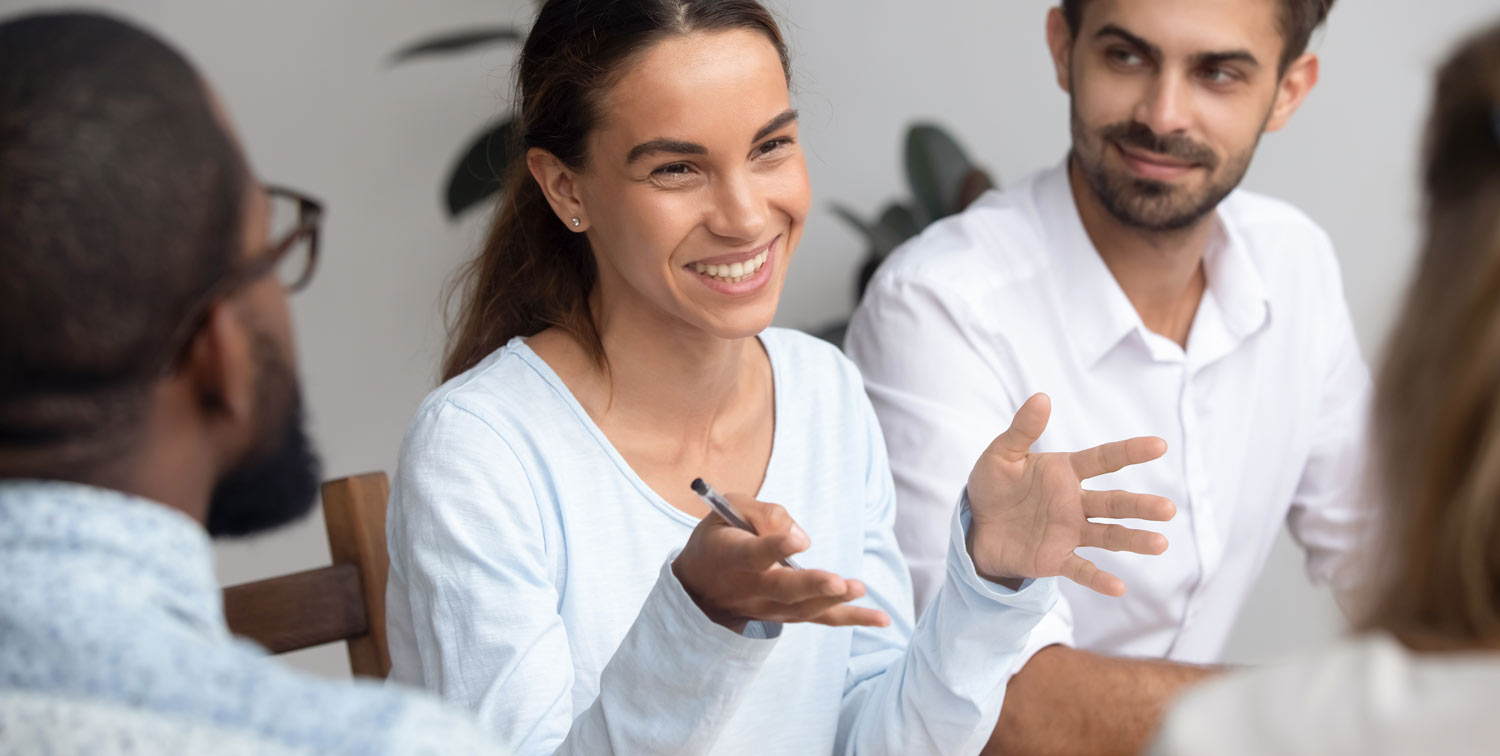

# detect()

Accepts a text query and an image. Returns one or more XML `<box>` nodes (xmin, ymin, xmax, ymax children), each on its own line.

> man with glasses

<box><xmin>0</xmin><ymin>12</ymin><xmax>511</xmax><ymax>754</ymax></box>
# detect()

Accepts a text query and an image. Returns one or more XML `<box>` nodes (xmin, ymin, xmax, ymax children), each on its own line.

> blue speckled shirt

<box><xmin>0</xmin><ymin>480</ymin><xmax>509</xmax><ymax>755</ymax></box>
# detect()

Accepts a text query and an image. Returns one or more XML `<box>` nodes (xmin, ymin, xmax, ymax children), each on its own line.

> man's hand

<box><xmin>673</xmin><ymin>493</ymin><xmax>892</xmax><ymax>632</ymax></box>
<box><xmin>967</xmin><ymin>393</ymin><xmax>1175</xmax><ymax>596</ymax></box>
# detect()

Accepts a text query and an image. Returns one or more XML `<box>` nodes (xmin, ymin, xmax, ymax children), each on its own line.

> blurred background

<box><xmin>2</xmin><ymin>0</ymin><xmax>1494</xmax><ymax>677</ymax></box>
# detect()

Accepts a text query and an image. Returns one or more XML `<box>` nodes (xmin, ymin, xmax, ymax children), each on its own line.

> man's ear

<box><xmin>1046</xmin><ymin>7</ymin><xmax>1075</xmax><ymax>94</ymax></box>
<box><xmin>1265</xmin><ymin>53</ymin><xmax>1320</xmax><ymax>133</ymax></box>
<box><xmin>182</xmin><ymin>302</ymin><xmax>256</xmax><ymax>428</ymax></box>
<box><xmin>527</xmin><ymin>148</ymin><xmax>591</xmax><ymax>233</ymax></box>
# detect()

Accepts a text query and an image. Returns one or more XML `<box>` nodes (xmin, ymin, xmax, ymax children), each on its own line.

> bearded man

<box><xmin>845</xmin><ymin>1</ymin><xmax>1370</xmax><ymax>753</ymax></box>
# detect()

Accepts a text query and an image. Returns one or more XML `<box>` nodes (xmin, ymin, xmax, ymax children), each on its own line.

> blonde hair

<box><xmin>1362</xmin><ymin>20</ymin><xmax>1500</xmax><ymax>650</ymax></box>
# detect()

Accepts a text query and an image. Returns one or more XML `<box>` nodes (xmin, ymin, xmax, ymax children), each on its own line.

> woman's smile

<box><xmin>684</xmin><ymin>234</ymin><xmax>779</xmax><ymax>295</ymax></box>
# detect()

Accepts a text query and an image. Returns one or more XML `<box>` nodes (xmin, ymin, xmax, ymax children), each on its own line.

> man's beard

<box><xmin>206</xmin><ymin>332</ymin><xmax>322</xmax><ymax>538</ymax></box>
<box><xmin>1070</xmin><ymin>100</ymin><xmax>1259</xmax><ymax>232</ymax></box>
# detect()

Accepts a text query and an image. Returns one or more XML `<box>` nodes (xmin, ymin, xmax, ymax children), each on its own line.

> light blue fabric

<box><xmin>387</xmin><ymin>327</ymin><xmax>1059</xmax><ymax>755</ymax></box>
<box><xmin>0</xmin><ymin>480</ymin><xmax>508</xmax><ymax>755</ymax></box>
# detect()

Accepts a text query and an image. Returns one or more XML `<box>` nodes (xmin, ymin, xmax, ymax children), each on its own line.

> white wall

<box><xmin>4</xmin><ymin>0</ymin><xmax>1496</xmax><ymax>676</ymax></box>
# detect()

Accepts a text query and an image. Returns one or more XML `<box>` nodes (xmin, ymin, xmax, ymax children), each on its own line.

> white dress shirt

<box><xmin>845</xmin><ymin>161</ymin><xmax>1372</xmax><ymax>666</ymax></box>
<box><xmin>1151</xmin><ymin>633</ymin><xmax>1500</xmax><ymax>755</ymax></box>
<box><xmin>386</xmin><ymin>328</ymin><xmax>1058</xmax><ymax>755</ymax></box>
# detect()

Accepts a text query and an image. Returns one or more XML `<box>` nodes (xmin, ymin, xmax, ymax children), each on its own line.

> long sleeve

<box><xmin>1284</xmin><ymin>252</ymin><xmax>1374</xmax><ymax>609</ymax></box>
<box><xmin>833</xmin><ymin>383</ymin><xmax>1059</xmax><ymax>755</ymax></box>
<box><xmin>846</xmin><ymin>272</ymin><xmax>1027</xmax><ymax>615</ymax></box>
<box><xmin>386</xmin><ymin>400</ymin><xmax>775</xmax><ymax>755</ymax></box>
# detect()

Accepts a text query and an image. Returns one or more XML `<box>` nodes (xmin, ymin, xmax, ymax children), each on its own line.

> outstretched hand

<box><xmin>966</xmin><ymin>393</ymin><xmax>1176</xmax><ymax>597</ymax></box>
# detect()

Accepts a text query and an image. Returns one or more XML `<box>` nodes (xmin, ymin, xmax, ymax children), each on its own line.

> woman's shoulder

<box><xmin>1152</xmin><ymin>634</ymin><xmax>1500</xmax><ymax>755</ymax></box>
<box><xmin>407</xmin><ymin>337</ymin><xmax>569</xmax><ymax>443</ymax></box>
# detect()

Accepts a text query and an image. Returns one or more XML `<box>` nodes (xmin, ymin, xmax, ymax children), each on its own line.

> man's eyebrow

<box><xmin>1192</xmin><ymin>50</ymin><xmax>1261</xmax><ymax>70</ymax></box>
<box><xmin>1096</xmin><ymin>24</ymin><xmax>1161</xmax><ymax>61</ymax></box>
<box><xmin>752</xmin><ymin>109</ymin><xmax>799</xmax><ymax>144</ymax></box>
<box><xmin>626</xmin><ymin>138</ymin><xmax>708</xmax><ymax>165</ymax></box>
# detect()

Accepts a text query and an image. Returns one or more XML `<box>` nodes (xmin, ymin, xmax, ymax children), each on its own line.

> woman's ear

<box><xmin>527</xmin><ymin>148</ymin><xmax>590</xmax><ymax>232</ymax></box>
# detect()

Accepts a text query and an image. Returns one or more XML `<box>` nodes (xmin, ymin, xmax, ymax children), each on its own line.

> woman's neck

<box><xmin>530</xmin><ymin>286</ymin><xmax>769</xmax><ymax>448</ymax></box>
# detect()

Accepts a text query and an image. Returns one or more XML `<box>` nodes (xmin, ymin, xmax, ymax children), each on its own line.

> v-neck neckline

<box><xmin>512</xmin><ymin>332</ymin><xmax>784</xmax><ymax>529</ymax></box>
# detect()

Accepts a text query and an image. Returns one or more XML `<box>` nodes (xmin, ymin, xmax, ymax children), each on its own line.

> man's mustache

<box><xmin>1101</xmin><ymin>121</ymin><xmax>1218</xmax><ymax>169</ymax></box>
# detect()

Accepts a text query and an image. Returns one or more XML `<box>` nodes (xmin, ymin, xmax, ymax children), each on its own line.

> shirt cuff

<box><xmin>947</xmin><ymin>490</ymin><xmax>1060</xmax><ymax>615</ymax></box>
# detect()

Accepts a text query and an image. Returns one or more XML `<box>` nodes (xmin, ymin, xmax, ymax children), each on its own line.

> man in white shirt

<box><xmin>845</xmin><ymin>0</ymin><xmax>1368</xmax><ymax>752</ymax></box>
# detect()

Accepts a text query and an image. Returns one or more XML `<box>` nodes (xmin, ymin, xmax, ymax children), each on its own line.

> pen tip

<box><xmin>690</xmin><ymin>478</ymin><xmax>707</xmax><ymax>495</ymax></box>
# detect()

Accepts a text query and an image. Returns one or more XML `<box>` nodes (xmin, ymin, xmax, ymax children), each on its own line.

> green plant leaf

<box><xmin>831</xmin><ymin>203</ymin><xmax>906</xmax><ymax>258</ymax></box>
<box><xmin>905</xmin><ymin>123</ymin><xmax>976</xmax><ymax>221</ymax></box>
<box><xmin>445</xmin><ymin>119</ymin><xmax>519</xmax><ymax>217</ymax></box>
<box><xmin>390</xmin><ymin>28</ymin><xmax>523</xmax><ymax>64</ymax></box>
<box><xmin>877</xmin><ymin>202</ymin><xmax>923</xmax><ymax>244</ymax></box>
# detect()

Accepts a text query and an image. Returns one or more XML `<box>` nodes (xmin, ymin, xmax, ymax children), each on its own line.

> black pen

<box><xmin>690</xmin><ymin>478</ymin><xmax>802</xmax><ymax>570</ymax></box>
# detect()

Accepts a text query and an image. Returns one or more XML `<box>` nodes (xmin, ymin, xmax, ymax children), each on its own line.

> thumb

<box><xmin>985</xmin><ymin>393</ymin><xmax>1051</xmax><ymax>462</ymax></box>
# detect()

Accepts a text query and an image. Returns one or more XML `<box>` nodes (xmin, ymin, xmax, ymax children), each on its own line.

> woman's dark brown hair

<box><xmin>442</xmin><ymin>0</ymin><xmax>790</xmax><ymax>381</ymax></box>
<box><xmin>1361</xmin><ymin>20</ymin><xmax>1500</xmax><ymax>650</ymax></box>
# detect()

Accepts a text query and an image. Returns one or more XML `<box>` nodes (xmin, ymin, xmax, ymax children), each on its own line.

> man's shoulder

<box><xmin>870</xmin><ymin>179</ymin><xmax>1058</xmax><ymax>304</ymax></box>
<box><xmin>0</xmin><ymin>627</ymin><xmax>501</xmax><ymax>755</ymax></box>
<box><xmin>1221</xmin><ymin>189</ymin><xmax>1337</xmax><ymax>263</ymax></box>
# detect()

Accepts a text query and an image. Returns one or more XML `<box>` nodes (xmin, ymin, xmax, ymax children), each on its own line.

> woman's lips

<box><xmin>687</xmin><ymin>236</ymin><xmax>779</xmax><ymax>295</ymax></box>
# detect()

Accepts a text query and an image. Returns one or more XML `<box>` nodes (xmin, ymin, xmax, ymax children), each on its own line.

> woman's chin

<box><xmin>692</xmin><ymin>300</ymin><xmax>780</xmax><ymax>342</ymax></box>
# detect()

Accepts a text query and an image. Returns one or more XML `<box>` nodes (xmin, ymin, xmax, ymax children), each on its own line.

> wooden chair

<box><xmin>222</xmin><ymin>472</ymin><xmax>392</xmax><ymax>678</ymax></box>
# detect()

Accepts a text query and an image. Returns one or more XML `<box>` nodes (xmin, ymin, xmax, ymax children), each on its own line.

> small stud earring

<box><xmin>571</xmin><ymin>218</ymin><xmax>581</xmax><ymax>228</ymax></box>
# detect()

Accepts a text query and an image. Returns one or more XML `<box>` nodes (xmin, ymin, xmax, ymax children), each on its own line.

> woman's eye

<box><xmin>756</xmin><ymin>138</ymin><xmax>792</xmax><ymax>157</ymax></box>
<box><xmin>653</xmin><ymin>163</ymin><xmax>694</xmax><ymax>178</ymax></box>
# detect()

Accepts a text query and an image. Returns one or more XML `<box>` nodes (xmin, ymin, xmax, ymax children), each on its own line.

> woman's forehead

<box><xmin>594</xmin><ymin>29</ymin><xmax>792</xmax><ymax>154</ymax></box>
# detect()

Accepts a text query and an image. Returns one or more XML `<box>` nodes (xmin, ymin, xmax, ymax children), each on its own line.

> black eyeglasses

<box><xmin>163</xmin><ymin>185</ymin><xmax>324</xmax><ymax>368</ymax></box>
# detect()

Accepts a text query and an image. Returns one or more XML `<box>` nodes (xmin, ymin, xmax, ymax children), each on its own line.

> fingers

<box><xmin>985</xmin><ymin>393</ymin><xmax>1052</xmax><ymax>462</ymax></box>
<box><xmin>1062</xmin><ymin>553</ymin><xmax>1127</xmax><ymax>597</ymax></box>
<box><xmin>1069</xmin><ymin>435</ymin><xmax>1167</xmax><ymax>480</ymax></box>
<box><xmin>727</xmin><ymin>496</ymin><xmax>809</xmax><ymax>569</ymax></box>
<box><xmin>805</xmin><ymin>604</ymin><xmax>892</xmax><ymax>628</ymax></box>
<box><xmin>1081</xmin><ymin>522</ymin><xmax>1168</xmax><ymax>555</ymax></box>
<box><xmin>1081</xmin><ymin>490</ymin><xmax>1176</xmax><ymax>522</ymax></box>
<box><xmin>745</xmin><ymin>577</ymin><xmax>886</xmax><ymax>626</ymax></box>
<box><xmin>761</xmin><ymin>568</ymin><xmax>854</xmax><ymax>604</ymax></box>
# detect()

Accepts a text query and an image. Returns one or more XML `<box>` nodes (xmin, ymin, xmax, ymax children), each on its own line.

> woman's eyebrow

<box><xmin>626</xmin><ymin>138</ymin><xmax>707</xmax><ymax>164</ymax></box>
<box><xmin>625</xmin><ymin>109</ymin><xmax>799</xmax><ymax>165</ymax></box>
<box><xmin>752</xmin><ymin>109</ymin><xmax>798</xmax><ymax>143</ymax></box>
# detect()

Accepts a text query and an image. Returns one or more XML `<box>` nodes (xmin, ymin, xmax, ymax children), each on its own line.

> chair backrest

<box><xmin>222</xmin><ymin>472</ymin><xmax>392</xmax><ymax>678</ymax></box>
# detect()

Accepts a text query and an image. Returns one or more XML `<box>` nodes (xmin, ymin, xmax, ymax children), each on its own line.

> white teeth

<box><xmin>692</xmin><ymin>249</ymin><xmax>772</xmax><ymax>283</ymax></box>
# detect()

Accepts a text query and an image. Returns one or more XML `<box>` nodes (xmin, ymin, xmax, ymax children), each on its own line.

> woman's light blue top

<box><xmin>386</xmin><ymin>328</ymin><xmax>1057</xmax><ymax>755</ymax></box>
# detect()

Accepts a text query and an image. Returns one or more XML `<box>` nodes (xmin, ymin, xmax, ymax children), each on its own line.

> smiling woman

<box><xmin>384</xmin><ymin>1</ymin><xmax>1175</xmax><ymax>754</ymax></box>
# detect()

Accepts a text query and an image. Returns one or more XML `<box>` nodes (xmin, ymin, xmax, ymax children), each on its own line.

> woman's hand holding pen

<box><xmin>672</xmin><ymin>494</ymin><xmax>892</xmax><ymax>633</ymax></box>
<box><xmin>965</xmin><ymin>393</ymin><xmax>1177</xmax><ymax>597</ymax></box>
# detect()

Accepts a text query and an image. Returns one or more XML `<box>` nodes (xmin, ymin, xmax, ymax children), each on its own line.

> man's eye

<box><xmin>1200</xmin><ymin>67</ymin><xmax>1237</xmax><ymax>84</ymax></box>
<box><xmin>1108</xmin><ymin>48</ymin><xmax>1144</xmax><ymax>66</ymax></box>
<box><xmin>654</xmin><ymin>163</ymin><xmax>693</xmax><ymax>177</ymax></box>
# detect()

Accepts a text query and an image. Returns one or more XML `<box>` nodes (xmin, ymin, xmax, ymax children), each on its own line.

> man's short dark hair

<box><xmin>0</xmin><ymin>12</ymin><xmax>246</xmax><ymax>465</ymax></box>
<box><xmin>1059</xmin><ymin>0</ymin><xmax>1337</xmax><ymax>74</ymax></box>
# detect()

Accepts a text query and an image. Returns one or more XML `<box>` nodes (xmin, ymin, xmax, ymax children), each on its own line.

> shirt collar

<box><xmin>0</xmin><ymin>479</ymin><xmax>225</xmax><ymax>637</ymax></box>
<box><xmin>1033</xmin><ymin>159</ymin><xmax>1270</xmax><ymax>368</ymax></box>
<box><xmin>1201</xmin><ymin>211</ymin><xmax>1271</xmax><ymax>343</ymax></box>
